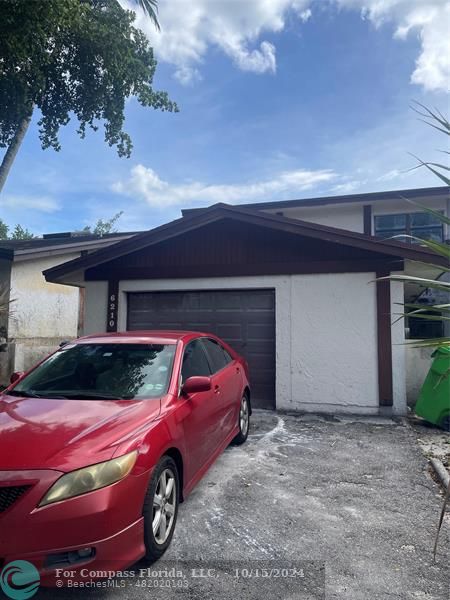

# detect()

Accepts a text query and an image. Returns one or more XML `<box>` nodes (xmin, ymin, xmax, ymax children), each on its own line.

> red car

<box><xmin>0</xmin><ymin>331</ymin><xmax>251</xmax><ymax>582</ymax></box>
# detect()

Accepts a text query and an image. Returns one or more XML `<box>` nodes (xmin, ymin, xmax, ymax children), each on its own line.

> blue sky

<box><xmin>1</xmin><ymin>0</ymin><xmax>448</xmax><ymax>235</ymax></box>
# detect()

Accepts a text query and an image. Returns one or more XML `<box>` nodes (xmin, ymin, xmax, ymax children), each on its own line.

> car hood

<box><xmin>0</xmin><ymin>393</ymin><xmax>162</xmax><ymax>472</ymax></box>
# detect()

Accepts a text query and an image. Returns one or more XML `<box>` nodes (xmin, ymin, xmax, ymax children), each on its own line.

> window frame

<box><xmin>374</xmin><ymin>211</ymin><xmax>444</xmax><ymax>243</ymax></box>
<box><xmin>180</xmin><ymin>338</ymin><xmax>212</xmax><ymax>386</ymax></box>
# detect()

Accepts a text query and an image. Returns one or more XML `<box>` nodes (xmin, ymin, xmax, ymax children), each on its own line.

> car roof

<box><xmin>76</xmin><ymin>331</ymin><xmax>214</xmax><ymax>345</ymax></box>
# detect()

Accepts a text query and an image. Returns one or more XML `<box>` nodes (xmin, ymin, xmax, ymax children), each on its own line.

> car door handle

<box><xmin>214</xmin><ymin>385</ymin><xmax>220</xmax><ymax>394</ymax></box>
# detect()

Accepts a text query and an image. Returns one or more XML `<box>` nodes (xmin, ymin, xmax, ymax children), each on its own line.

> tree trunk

<box><xmin>0</xmin><ymin>114</ymin><xmax>32</xmax><ymax>194</ymax></box>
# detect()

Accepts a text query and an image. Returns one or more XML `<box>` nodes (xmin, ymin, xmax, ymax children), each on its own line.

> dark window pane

<box><xmin>411</xmin><ymin>226</ymin><xmax>443</xmax><ymax>242</ymax></box>
<box><xmin>408</xmin><ymin>313</ymin><xmax>444</xmax><ymax>339</ymax></box>
<box><xmin>410</xmin><ymin>211</ymin><xmax>442</xmax><ymax>227</ymax></box>
<box><xmin>182</xmin><ymin>339</ymin><xmax>211</xmax><ymax>381</ymax></box>
<box><xmin>375</xmin><ymin>214</ymin><xmax>407</xmax><ymax>231</ymax></box>
<box><xmin>202</xmin><ymin>339</ymin><xmax>231</xmax><ymax>373</ymax></box>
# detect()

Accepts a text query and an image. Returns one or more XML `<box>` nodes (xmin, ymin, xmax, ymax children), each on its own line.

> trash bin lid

<box><xmin>432</xmin><ymin>345</ymin><xmax>450</xmax><ymax>357</ymax></box>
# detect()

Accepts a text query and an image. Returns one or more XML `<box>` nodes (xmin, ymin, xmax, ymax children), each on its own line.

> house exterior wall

<box><xmin>405</xmin><ymin>346</ymin><xmax>434</xmax><ymax>407</ymax></box>
<box><xmin>82</xmin><ymin>272</ymin><xmax>405</xmax><ymax>415</ymax></box>
<box><xmin>390</xmin><ymin>279</ymin><xmax>407</xmax><ymax>415</ymax></box>
<box><xmin>265</xmin><ymin>196</ymin><xmax>449</xmax><ymax>236</ymax></box>
<box><xmin>266</xmin><ymin>204</ymin><xmax>365</xmax><ymax>233</ymax></box>
<box><xmin>8</xmin><ymin>254</ymin><xmax>81</xmax><ymax>373</ymax></box>
<box><xmin>0</xmin><ymin>258</ymin><xmax>13</xmax><ymax>386</ymax></box>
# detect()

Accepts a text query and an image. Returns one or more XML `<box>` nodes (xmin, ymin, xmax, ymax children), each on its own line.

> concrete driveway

<box><xmin>36</xmin><ymin>411</ymin><xmax>449</xmax><ymax>599</ymax></box>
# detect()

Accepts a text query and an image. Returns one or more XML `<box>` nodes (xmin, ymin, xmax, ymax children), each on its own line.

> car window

<box><xmin>10</xmin><ymin>343</ymin><xmax>176</xmax><ymax>399</ymax></box>
<box><xmin>181</xmin><ymin>339</ymin><xmax>212</xmax><ymax>382</ymax></box>
<box><xmin>202</xmin><ymin>338</ymin><xmax>232</xmax><ymax>374</ymax></box>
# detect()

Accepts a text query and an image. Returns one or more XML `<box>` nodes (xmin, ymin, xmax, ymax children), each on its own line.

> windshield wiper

<box><xmin>6</xmin><ymin>389</ymin><xmax>43</xmax><ymax>398</ymax></box>
<box><xmin>6</xmin><ymin>389</ymin><xmax>68</xmax><ymax>399</ymax></box>
<box><xmin>56</xmin><ymin>391</ymin><xmax>135</xmax><ymax>400</ymax></box>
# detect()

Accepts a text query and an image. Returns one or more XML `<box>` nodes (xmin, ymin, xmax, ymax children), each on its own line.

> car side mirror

<box><xmin>181</xmin><ymin>376</ymin><xmax>211</xmax><ymax>395</ymax></box>
<box><xmin>10</xmin><ymin>371</ymin><xmax>24</xmax><ymax>385</ymax></box>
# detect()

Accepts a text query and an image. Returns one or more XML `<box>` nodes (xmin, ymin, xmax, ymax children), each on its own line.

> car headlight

<box><xmin>39</xmin><ymin>451</ymin><xmax>138</xmax><ymax>507</ymax></box>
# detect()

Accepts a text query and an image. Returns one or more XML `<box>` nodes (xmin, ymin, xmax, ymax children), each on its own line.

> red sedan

<box><xmin>0</xmin><ymin>331</ymin><xmax>251</xmax><ymax>582</ymax></box>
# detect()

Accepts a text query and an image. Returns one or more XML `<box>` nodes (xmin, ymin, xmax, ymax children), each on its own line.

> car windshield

<box><xmin>9</xmin><ymin>343</ymin><xmax>176</xmax><ymax>400</ymax></box>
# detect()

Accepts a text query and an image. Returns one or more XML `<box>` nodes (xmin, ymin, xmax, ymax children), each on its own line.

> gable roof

<box><xmin>44</xmin><ymin>202</ymin><xmax>449</xmax><ymax>283</ymax></box>
<box><xmin>182</xmin><ymin>186</ymin><xmax>449</xmax><ymax>215</ymax></box>
<box><xmin>0</xmin><ymin>231</ymin><xmax>143</xmax><ymax>262</ymax></box>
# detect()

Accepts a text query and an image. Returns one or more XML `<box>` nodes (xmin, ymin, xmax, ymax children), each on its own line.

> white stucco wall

<box><xmin>390</xmin><ymin>279</ymin><xmax>407</xmax><ymax>415</ymax></box>
<box><xmin>264</xmin><ymin>196</ymin><xmax>448</xmax><ymax>236</ymax></box>
<box><xmin>8</xmin><ymin>254</ymin><xmax>81</xmax><ymax>371</ymax></box>
<box><xmin>83</xmin><ymin>280</ymin><xmax>108</xmax><ymax>336</ymax></box>
<box><xmin>405</xmin><ymin>346</ymin><xmax>434</xmax><ymax>406</ymax></box>
<box><xmin>81</xmin><ymin>272</ymin><xmax>400</xmax><ymax>415</ymax></box>
<box><xmin>268</xmin><ymin>204</ymin><xmax>365</xmax><ymax>233</ymax></box>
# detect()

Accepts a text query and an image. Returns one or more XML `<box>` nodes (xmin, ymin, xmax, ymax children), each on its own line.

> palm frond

<box><xmin>398</xmin><ymin>196</ymin><xmax>450</xmax><ymax>227</ymax></box>
<box><xmin>130</xmin><ymin>0</ymin><xmax>160</xmax><ymax>30</ymax></box>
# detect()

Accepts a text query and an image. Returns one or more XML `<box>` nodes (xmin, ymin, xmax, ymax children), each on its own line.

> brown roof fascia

<box><xmin>44</xmin><ymin>202</ymin><xmax>448</xmax><ymax>282</ymax></box>
<box><xmin>182</xmin><ymin>186</ymin><xmax>449</xmax><ymax>215</ymax></box>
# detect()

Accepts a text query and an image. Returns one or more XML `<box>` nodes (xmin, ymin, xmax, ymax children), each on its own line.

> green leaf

<box><xmin>399</xmin><ymin>197</ymin><xmax>450</xmax><ymax>227</ymax></box>
<box><xmin>398</xmin><ymin>303</ymin><xmax>450</xmax><ymax>314</ymax></box>
<box><xmin>388</xmin><ymin>233</ymin><xmax>450</xmax><ymax>259</ymax></box>
<box><xmin>402</xmin><ymin>338</ymin><xmax>450</xmax><ymax>349</ymax></box>
<box><xmin>393</xmin><ymin>312</ymin><xmax>450</xmax><ymax>322</ymax></box>
<box><xmin>411</xmin><ymin>102</ymin><xmax>450</xmax><ymax>132</ymax></box>
<box><xmin>408</xmin><ymin>155</ymin><xmax>450</xmax><ymax>186</ymax></box>
<box><xmin>0</xmin><ymin>0</ymin><xmax>177</xmax><ymax>160</ymax></box>
<box><xmin>377</xmin><ymin>275</ymin><xmax>450</xmax><ymax>293</ymax></box>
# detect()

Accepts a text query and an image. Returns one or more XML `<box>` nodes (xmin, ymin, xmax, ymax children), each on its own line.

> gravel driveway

<box><xmin>36</xmin><ymin>411</ymin><xmax>449</xmax><ymax>599</ymax></box>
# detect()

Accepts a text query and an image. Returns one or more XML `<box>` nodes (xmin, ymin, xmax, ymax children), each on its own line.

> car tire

<box><xmin>142</xmin><ymin>455</ymin><xmax>179</xmax><ymax>563</ymax></box>
<box><xmin>231</xmin><ymin>394</ymin><xmax>250</xmax><ymax>445</ymax></box>
<box><xmin>440</xmin><ymin>415</ymin><xmax>450</xmax><ymax>432</ymax></box>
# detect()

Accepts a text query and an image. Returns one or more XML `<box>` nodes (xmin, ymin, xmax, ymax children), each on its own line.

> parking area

<box><xmin>37</xmin><ymin>411</ymin><xmax>449</xmax><ymax>599</ymax></box>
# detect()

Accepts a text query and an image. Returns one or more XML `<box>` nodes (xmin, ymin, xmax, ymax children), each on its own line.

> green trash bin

<box><xmin>415</xmin><ymin>346</ymin><xmax>450</xmax><ymax>430</ymax></box>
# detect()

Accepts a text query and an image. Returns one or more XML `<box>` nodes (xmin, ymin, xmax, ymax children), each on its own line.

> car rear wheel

<box><xmin>231</xmin><ymin>394</ymin><xmax>250</xmax><ymax>445</ymax></box>
<box><xmin>440</xmin><ymin>415</ymin><xmax>450</xmax><ymax>432</ymax></box>
<box><xmin>143</xmin><ymin>456</ymin><xmax>179</xmax><ymax>562</ymax></box>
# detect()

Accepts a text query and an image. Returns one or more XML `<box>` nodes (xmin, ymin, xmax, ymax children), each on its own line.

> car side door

<box><xmin>178</xmin><ymin>339</ymin><xmax>223</xmax><ymax>482</ymax></box>
<box><xmin>201</xmin><ymin>338</ymin><xmax>241</xmax><ymax>439</ymax></box>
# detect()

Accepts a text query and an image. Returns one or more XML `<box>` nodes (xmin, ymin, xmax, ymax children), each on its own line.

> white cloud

<box><xmin>122</xmin><ymin>0</ymin><xmax>310</xmax><ymax>83</ymax></box>
<box><xmin>123</xmin><ymin>0</ymin><xmax>449</xmax><ymax>91</ymax></box>
<box><xmin>1</xmin><ymin>195</ymin><xmax>61</xmax><ymax>213</ymax></box>
<box><xmin>336</xmin><ymin>0</ymin><xmax>450</xmax><ymax>92</ymax></box>
<box><xmin>299</xmin><ymin>8</ymin><xmax>312</xmax><ymax>22</ymax></box>
<box><xmin>112</xmin><ymin>164</ymin><xmax>337</xmax><ymax>208</ymax></box>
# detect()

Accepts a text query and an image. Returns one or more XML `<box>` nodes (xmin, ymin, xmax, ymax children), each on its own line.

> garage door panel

<box><xmin>127</xmin><ymin>290</ymin><xmax>275</xmax><ymax>409</ymax></box>
<box><xmin>242</xmin><ymin>292</ymin><xmax>275</xmax><ymax>311</ymax></box>
<box><xmin>247</xmin><ymin>323</ymin><xmax>275</xmax><ymax>341</ymax></box>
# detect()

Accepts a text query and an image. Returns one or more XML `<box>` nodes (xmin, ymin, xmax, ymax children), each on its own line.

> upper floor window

<box><xmin>374</xmin><ymin>212</ymin><xmax>444</xmax><ymax>243</ymax></box>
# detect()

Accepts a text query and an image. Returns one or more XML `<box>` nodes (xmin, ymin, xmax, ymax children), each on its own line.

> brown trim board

<box><xmin>363</xmin><ymin>205</ymin><xmax>372</xmax><ymax>235</ymax></box>
<box><xmin>376</xmin><ymin>270</ymin><xmax>393</xmax><ymax>407</ymax></box>
<box><xmin>182</xmin><ymin>186</ymin><xmax>448</xmax><ymax>214</ymax></box>
<box><xmin>85</xmin><ymin>259</ymin><xmax>404</xmax><ymax>281</ymax></box>
<box><xmin>106</xmin><ymin>280</ymin><xmax>119</xmax><ymax>332</ymax></box>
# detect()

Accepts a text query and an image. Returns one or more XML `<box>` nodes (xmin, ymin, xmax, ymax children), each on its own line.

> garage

<box><xmin>44</xmin><ymin>203</ymin><xmax>447</xmax><ymax>415</ymax></box>
<box><xmin>127</xmin><ymin>289</ymin><xmax>276</xmax><ymax>409</ymax></box>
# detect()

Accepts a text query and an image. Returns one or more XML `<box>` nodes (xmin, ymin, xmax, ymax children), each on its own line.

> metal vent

<box><xmin>0</xmin><ymin>485</ymin><xmax>31</xmax><ymax>513</ymax></box>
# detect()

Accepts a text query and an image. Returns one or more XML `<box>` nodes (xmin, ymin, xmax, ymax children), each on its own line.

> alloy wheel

<box><xmin>152</xmin><ymin>468</ymin><xmax>176</xmax><ymax>545</ymax></box>
<box><xmin>240</xmin><ymin>396</ymin><xmax>249</xmax><ymax>436</ymax></box>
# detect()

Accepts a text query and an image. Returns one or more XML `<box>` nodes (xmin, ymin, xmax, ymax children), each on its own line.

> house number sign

<box><xmin>106</xmin><ymin>281</ymin><xmax>119</xmax><ymax>332</ymax></box>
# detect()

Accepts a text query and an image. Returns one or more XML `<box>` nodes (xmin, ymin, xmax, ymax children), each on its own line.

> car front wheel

<box><xmin>231</xmin><ymin>394</ymin><xmax>250</xmax><ymax>445</ymax></box>
<box><xmin>143</xmin><ymin>456</ymin><xmax>179</xmax><ymax>562</ymax></box>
